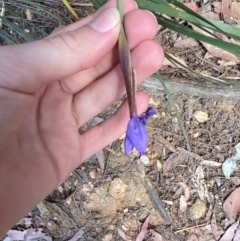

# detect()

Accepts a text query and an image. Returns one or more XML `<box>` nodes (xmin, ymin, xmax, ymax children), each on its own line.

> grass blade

<box><xmin>139</xmin><ymin>0</ymin><xmax>240</xmax><ymax>40</ymax></box>
<box><xmin>1</xmin><ymin>17</ymin><xmax>34</xmax><ymax>41</ymax></box>
<box><xmin>157</xmin><ymin>15</ymin><xmax>240</xmax><ymax>57</ymax></box>
<box><xmin>155</xmin><ymin>72</ymin><xmax>188</xmax><ymax>143</ymax></box>
<box><xmin>0</xmin><ymin>28</ymin><xmax>19</xmax><ymax>44</ymax></box>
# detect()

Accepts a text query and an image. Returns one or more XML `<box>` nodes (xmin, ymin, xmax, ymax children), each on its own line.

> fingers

<box><xmin>80</xmin><ymin>91</ymin><xmax>148</xmax><ymax>161</ymax></box>
<box><xmin>60</xmin><ymin>9</ymin><xmax>158</xmax><ymax>94</ymax></box>
<box><xmin>73</xmin><ymin>40</ymin><xmax>164</xmax><ymax>126</ymax></box>
<box><xmin>0</xmin><ymin>7</ymin><xmax>121</xmax><ymax>93</ymax></box>
<box><xmin>48</xmin><ymin>0</ymin><xmax>137</xmax><ymax>38</ymax></box>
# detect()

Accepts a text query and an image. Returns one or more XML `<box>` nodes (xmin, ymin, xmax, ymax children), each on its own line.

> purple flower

<box><xmin>146</xmin><ymin>107</ymin><xmax>155</xmax><ymax>118</ymax></box>
<box><xmin>139</xmin><ymin>107</ymin><xmax>155</xmax><ymax>126</ymax></box>
<box><xmin>124</xmin><ymin>114</ymin><xmax>148</xmax><ymax>155</ymax></box>
<box><xmin>124</xmin><ymin>107</ymin><xmax>155</xmax><ymax>155</ymax></box>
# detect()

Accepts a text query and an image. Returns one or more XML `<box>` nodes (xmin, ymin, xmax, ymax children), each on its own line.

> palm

<box><xmin>0</xmin><ymin>2</ymin><xmax>164</xmax><ymax>234</ymax></box>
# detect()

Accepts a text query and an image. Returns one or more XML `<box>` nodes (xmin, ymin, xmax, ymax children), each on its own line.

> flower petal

<box><xmin>146</xmin><ymin>107</ymin><xmax>155</xmax><ymax>118</ymax></box>
<box><xmin>124</xmin><ymin>136</ymin><xmax>134</xmax><ymax>155</ymax></box>
<box><xmin>126</xmin><ymin>115</ymin><xmax>148</xmax><ymax>155</ymax></box>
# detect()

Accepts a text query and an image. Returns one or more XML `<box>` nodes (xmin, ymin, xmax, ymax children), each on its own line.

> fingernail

<box><xmin>146</xmin><ymin>10</ymin><xmax>158</xmax><ymax>25</ymax></box>
<box><xmin>90</xmin><ymin>7</ymin><xmax>120</xmax><ymax>32</ymax></box>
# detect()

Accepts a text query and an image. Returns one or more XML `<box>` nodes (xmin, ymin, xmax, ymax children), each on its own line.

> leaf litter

<box><xmin>222</xmin><ymin>142</ymin><xmax>240</xmax><ymax>179</ymax></box>
<box><xmin>178</xmin><ymin>182</ymin><xmax>190</xmax><ymax>212</ymax></box>
<box><xmin>223</xmin><ymin>187</ymin><xmax>240</xmax><ymax>220</ymax></box>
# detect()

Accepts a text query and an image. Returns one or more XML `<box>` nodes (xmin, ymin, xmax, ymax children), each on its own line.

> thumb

<box><xmin>0</xmin><ymin>7</ymin><xmax>120</xmax><ymax>93</ymax></box>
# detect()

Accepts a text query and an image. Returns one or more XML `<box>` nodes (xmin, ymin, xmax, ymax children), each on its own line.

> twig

<box><xmin>143</xmin><ymin>178</ymin><xmax>172</xmax><ymax>225</ymax></box>
<box><xmin>155</xmin><ymin>135</ymin><xmax>177</xmax><ymax>153</ymax></box>
<box><xmin>62</xmin><ymin>0</ymin><xmax>80</xmax><ymax>20</ymax></box>
<box><xmin>71</xmin><ymin>3</ymin><xmax>93</xmax><ymax>7</ymax></box>
<box><xmin>177</xmin><ymin>147</ymin><xmax>203</xmax><ymax>161</ymax></box>
<box><xmin>0</xmin><ymin>0</ymin><xmax>5</xmax><ymax>29</ymax></box>
<box><xmin>174</xmin><ymin>222</ymin><xmax>208</xmax><ymax>233</ymax></box>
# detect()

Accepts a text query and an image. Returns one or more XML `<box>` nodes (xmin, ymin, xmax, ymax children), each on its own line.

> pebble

<box><xmin>140</xmin><ymin>155</ymin><xmax>150</xmax><ymax>165</ymax></box>
<box><xmin>188</xmin><ymin>198</ymin><xmax>207</xmax><ymax>220</ymax></box>
<box><xmin>193</xmin><ymin>110</ymin><xmax>209</xmax><ymax>123</ymax></box>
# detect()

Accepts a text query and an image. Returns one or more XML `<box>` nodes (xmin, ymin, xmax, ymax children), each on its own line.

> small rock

<box><xmin>156</xmin><ymin>160</ymin><xmax>162</xmax><ymax>172</ymax></box>
<box><xmin>193</xmin><ymin>132</ymin><xmax>201</xmax><ymax>138</ymax></box>
<box><xmin>26</xmin><ymin>9</ymin><xmax>33</xmax><ymax>20</ymax></box>
<box><xmin>193</xmin><ymin>110</ymin><xmax>209</xmax><ymax>123</ymax></box>
<box><xmin>66</xmin><ymin>197</ymin><xmax>72</xmax><ymax>205</ymax></box>
<box><xmin>102</xmin><ymin>233</ymin><xmax>113</xmax><ymax>241</ymax></box>
<box><xmin>188</xmin><ymin>198</ymin><xmax>207</xmax><ymax>220</ymax></box>
<box><xmin>140</xmin><ymin>155</ymin><xmax>150</xmax><ymax>165</ymax></box>
<box><xmin>149</xmin><ymin>98</ymin><xmax>160</xmax><ymax>106</ymax></box>
<box><xmin>72</xmin><ymin>178</ymin><xmax>78</xmax><ymax>186</ymax></box>
<box><xmin>89</xmin><ymin>169</ymin><xmax>97</xmax><ymax>179</ymax></box>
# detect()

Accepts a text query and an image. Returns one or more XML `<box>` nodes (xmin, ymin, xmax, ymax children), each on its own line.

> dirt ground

<box><xmin>6</xmin><ymin>89</ymin><xmax>240</xmax><ymax>241</ymax></box>
<box><xmin>2</xmin><ymin>0</ymin><xmax>240</xmax><ymax>241</ymax></box>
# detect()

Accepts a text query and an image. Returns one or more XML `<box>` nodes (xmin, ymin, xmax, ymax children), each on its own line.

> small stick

<box><xmin>174</xmin><ymin>222</ymin><xmax>208</xmax><ymax>233</ymax></box>
<box><xmin>62</xmin><ymin>0</ymin><xmax>80</xmax><ymax>20</ymax></box>
<box><xmin>143</xmin><ymin>178</ymin><xmax>172</xmax><ymax>225</ymax></box>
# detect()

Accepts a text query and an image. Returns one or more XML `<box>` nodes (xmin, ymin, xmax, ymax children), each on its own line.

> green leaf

<box><xmin>0</xmin><ymin>28</ymin><xmax>19</xmax><ymax>44</ymax></box>
<box><xmin>90</xmin><ymin>0</ymin><xmax>106</xmax><ymax>9</ymax></box>
<box><xmin>137</xmin><ymin>0</ymin><xmax>240</xmax><ymax>41</ymax></box>
<box><xmin>157</xmin><ymin>15</ymin><xmax>240</xmax><ymax>57</ymax></box>
<box><xmin>1</xmin><ymin>17</ymin><xmax>34</xmax><ymax>41</ymax></box>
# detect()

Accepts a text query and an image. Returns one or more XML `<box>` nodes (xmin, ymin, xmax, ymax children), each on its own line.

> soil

<box><xmin>1</xmin><ymin>0</ymin><xmax>240</xmax><ymax>241</ymax></box>
<box><xmin>6</xmin><ymin>89</ymin><xmax>240</xmax><ymax>241</ymax></box>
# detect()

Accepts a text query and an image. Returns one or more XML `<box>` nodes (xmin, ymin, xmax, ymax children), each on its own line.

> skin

<box><xmin>0</xmin><ymin>0</ymin><xmax>164</xmax><ymax>235</ymax></box>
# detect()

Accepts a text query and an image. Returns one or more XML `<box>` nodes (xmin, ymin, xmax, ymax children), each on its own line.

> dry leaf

<box><xmin>219</xmin><ymin>219</ymin><xmax>239</xmax><ymax>241</ymax></box>
<box><xmin>68</xmin><ymin>229</ymin><xmax>84</xmax><ymax>241</ymax></box>
<box><xmin>178</xmin><ymin>182</ymin><xmax>190</xmax><ymax>212</ymax></box>
<box><xmin>196</xmin><ymin>165</ymin><xmax>204</xmax><ymax>181</ymax></box>
<box><xmin>218</xmin><ymin>60</ymin><xmax>239</xmax><ymax>66</ymax></box>
<box><xmin>6</xmin><ymin>230</ymin><xmax>25</xmax><ymax>240</ymax></box>
<box><xmin>163</xmin><ymin>152</ymin><xmax>188</xmax><ymax>173</ymax></box>
<box><xmin>24</xmin><ymin>228</ymin><xmax>52</xmax><ymax>241</ymax></box>
<box><xmin>221</xmin><ymin>0</ymin><xmax>232</xmax><ymax>23</ymax></box>
<box><xmin>222</xmin><ymin>143</ymin><xmax>240</xmax><ymax>179</ymax></box>
<box><xmin>95</xmin><ymin>150</ymin><xmax>105</xmax><ymax>173</ymax></box>
<box><xmin>211</xmin><ymin>212</ymin><xmax>223</xmax><ymax>240</ymax></box>
<box><xmin>150</xmin><ymin>229</ymin><xmax>166</xmax><ymax>241</ymax></box>
<box><xmin>201</xmin><ymin>160</ymin><xmax>222</xmax><ymax>167</ymax></box>
<box><xmin>136</xmin><ymin>217</ymin><xmax>149</xmax><ymax>241</ymax></box>
<box><xmin>190</xmin><ymin>228</ymin><xmax>206</xmax><ymax>239</ymax></box>
<box><xmin>186</xmin><ymin>234</ymin><xmax>198</xmax><ymax>241</ymax></box>
<box><xmin>214</xmin><ymin>2</ymin><xmax>240</xmax><ymax>19</ymax></box>
<box><xmin>179</xmin><ymin>195</ymin><xmax>188</xmax><ymax>213</ymax></box>
<box><xmin>223</xmin><ymin>187</ymin><xmax>240</xmax><ymax>220</ymax></box>
<box><xmin>230</xmin><ymin>177</ymin><xmax>240</xmax><ymax>185</ymax></box>
<box><xmin>193</xmin><ymin>164</ymin><xmax>207</xmax><ymax>200</ymax></box>
<box><xmin>192</xmin><ymin>25</ymin><xmax>238</xmax><ymax>61</ymax></box>
<box><xmin>201</xmin><ymin>11</ymin><xmax>220</xmax><ymax>21</ymax></box>
<box><xmin>233</xmin><ymin>224</ymin><xmax>240</xmax><ymax>241</ymax></box>
<box><xmin>163</xmin><ymin>54</ymin><xmax>187</xmax><ymax>69</ymax></box>
<box><xmin>17</xmin><ymin>218</ymin><xmax>32</xmax><ymax>228</ymax></box>
<box><xmin>174</xmin><ymin>38</ymin><xmax>199</xmax><ymax>48</ymax></box>
<box><xmin>117</xmin><ymin>229</ymin><xmax>132</xmax><ymax>241</ymax></box>
<box><xmin>184</xmin><ymin>3</ymin><xmax>198</xmax><ymax>12</ymax></box>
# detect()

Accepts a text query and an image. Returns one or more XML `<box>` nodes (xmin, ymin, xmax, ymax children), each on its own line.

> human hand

<box><xmin>0</xmin><ymin>0</ymin><xmax>163</xmax><ymax>234</ymax></box>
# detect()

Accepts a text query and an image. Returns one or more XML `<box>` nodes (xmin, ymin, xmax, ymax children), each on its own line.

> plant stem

<box><xmin>62</xmin><ymin>0</ymin><xmax>80</xmax><ymax>20</ymax></box>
